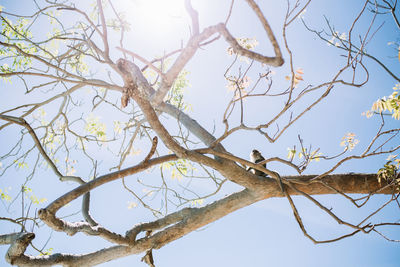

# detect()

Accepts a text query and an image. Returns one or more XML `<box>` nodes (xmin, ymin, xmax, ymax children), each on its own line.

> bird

<box><xmin>248</xmin><ymin>149</ymin><xmax>267</xmax><ymax>176</ymax></box>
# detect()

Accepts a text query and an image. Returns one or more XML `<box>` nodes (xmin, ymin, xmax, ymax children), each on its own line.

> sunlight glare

<box><xmin>126</xmin><ymin>0</ymin><xmax>186</xmax><ymax>32</ymax></box>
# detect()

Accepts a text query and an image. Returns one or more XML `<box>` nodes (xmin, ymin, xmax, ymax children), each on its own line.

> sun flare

<box><xmin>125</xmin><ymin>0</ymin><xmax>186</xmax><ymax>32</ymax></box>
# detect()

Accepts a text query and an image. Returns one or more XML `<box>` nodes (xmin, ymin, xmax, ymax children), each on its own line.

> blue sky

<box><xmin>0</xmin><ymin>0</ymin><xmax>399</xmax><ymax>266</ymax></box>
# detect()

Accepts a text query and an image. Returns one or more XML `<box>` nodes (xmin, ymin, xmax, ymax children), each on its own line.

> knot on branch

<box><xmin>121</xmin><ymin>88</ymin><xmax>130</xmax><ymax>108</ymax></box>
<box><xmin>6</xmin><ymin>232</ymin><xmax>35</xmax><ymax>265</ymax></box>
<box><xmin>38</xmin><ymin>208</ymin><xmax>67</xmax><ymax>232</ymax></box>
<box><xmin>38</xmin><ymin>208</ymin><xmax>50</xmax><ymax>220</ymax></box>
<box><xmin>116</xmin><ymin>58</ymin><xmax>132</xmax><ymax>76</ymax></box>
<box><xmin>117</xmin><ymin>58</ymin><xmax>144</xmax><ymax>108</ymax></box>
<box><xmin>120</xmin><ymin>81</ymin><xmax>139</xmax><ymax>108</ymax></box>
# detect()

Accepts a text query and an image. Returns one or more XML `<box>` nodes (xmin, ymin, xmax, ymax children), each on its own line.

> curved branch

<box><xmin>43</xmin><ymin>154</ymin><xmax>178</xmax><ymax>214</ymax></box>
<box><xmin>0</xmin><ymin>115</ymin><xmax>63</xmax><ymax>178</ymax></box>
<box><xmin>217</xmin><ymin>23</ymin><xmax>284</xmax><ymax>67</ymax></box>
<box><xmin>244</xmin><ymin>0</ymin><xmax>283</xmax><ymax>61</ymax></box>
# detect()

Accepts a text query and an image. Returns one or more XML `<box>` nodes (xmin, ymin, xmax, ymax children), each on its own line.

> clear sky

<box><xmin>0</xmin><ymin>0</ymin><xmax>399</xmax><ymax>266</ymax></box>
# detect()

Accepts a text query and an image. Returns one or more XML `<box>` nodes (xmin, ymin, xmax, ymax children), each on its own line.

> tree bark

<box><xmin>11</xmin><ymin>172</ymin><xmax>394</xmax><ymax>266</ymax></box>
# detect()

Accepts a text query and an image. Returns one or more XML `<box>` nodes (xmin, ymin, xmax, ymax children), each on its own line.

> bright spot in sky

<box><xmin>119</xmin><ymin>0</ymin><xmax>192</xmax><ymax>53</ymax></box>
<box><xmin>124</xmin><ymin>0</ymin><xmax>187</xmax><ymax>32</ymax></box>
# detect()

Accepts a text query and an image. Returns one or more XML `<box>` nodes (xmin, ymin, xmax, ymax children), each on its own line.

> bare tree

<box><xmin>0</xmin><ymin>0</ymin><xmax>399</xmax><ymax>266</ymax></box>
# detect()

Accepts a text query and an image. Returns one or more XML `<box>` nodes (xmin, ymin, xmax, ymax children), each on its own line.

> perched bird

<box><xmin>248</xmin><ymin>149</ymin><xmax>267</xmax><ymax>176</ymax></box>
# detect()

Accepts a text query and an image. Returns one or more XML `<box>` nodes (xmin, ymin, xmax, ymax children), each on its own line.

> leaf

<box><xmin>386</xmin><ymin>155</ymin><xmax>397</xmax><ymax>161</ymax></box>
<box><xmin>84</xmin><ymin>114</ymin><xmax>107</xmax><ymax>141</ymax></box>
<box><xmin>113</xmin><ymin>121</ymin><xmax>123</xmax><ymax>134</ymax></box>
<box><xmin>287</xmin><ymin>148</ymin><xmax>296</xmax><ymax>159</ymax></box>
<box><xmin>191</xmin><ymin>199</ymin><xmax>204</xmax><ymax>206</ymax></box>
<box><xmin>393</xmin><ymin>111</ymin><xmax>400</xmax><ymax>120</ymax></box>
<box><xmin>294</xmin><ymin>73</ymin><xmax>303</xmax><ymax>81</ymax></box>
<box><xmin>340</xmin><ymin>132</ymin><xmax>359</xmax><ymax>150</ymax></box>
<box><xmin>127</xmin><ymin>201</ymin><xmax>138</xmax><ymax>209</ymax></box>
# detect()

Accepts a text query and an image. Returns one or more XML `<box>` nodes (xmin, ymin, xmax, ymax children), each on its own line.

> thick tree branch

<box><xmin>15</xmin><ymin>173</ymin><xmax>396</xmax><ymax>266</ymax></box>
<box><xmin>4</xmin><ymin>232</ymin><xmax>35</xmax><ymax>265</ymax></box>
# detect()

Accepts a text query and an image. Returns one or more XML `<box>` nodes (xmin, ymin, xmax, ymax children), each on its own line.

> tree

<box><xmin>0</xmin><ymin>0</ymin><xmax>399</xmax><ymax>266</ymax></box>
